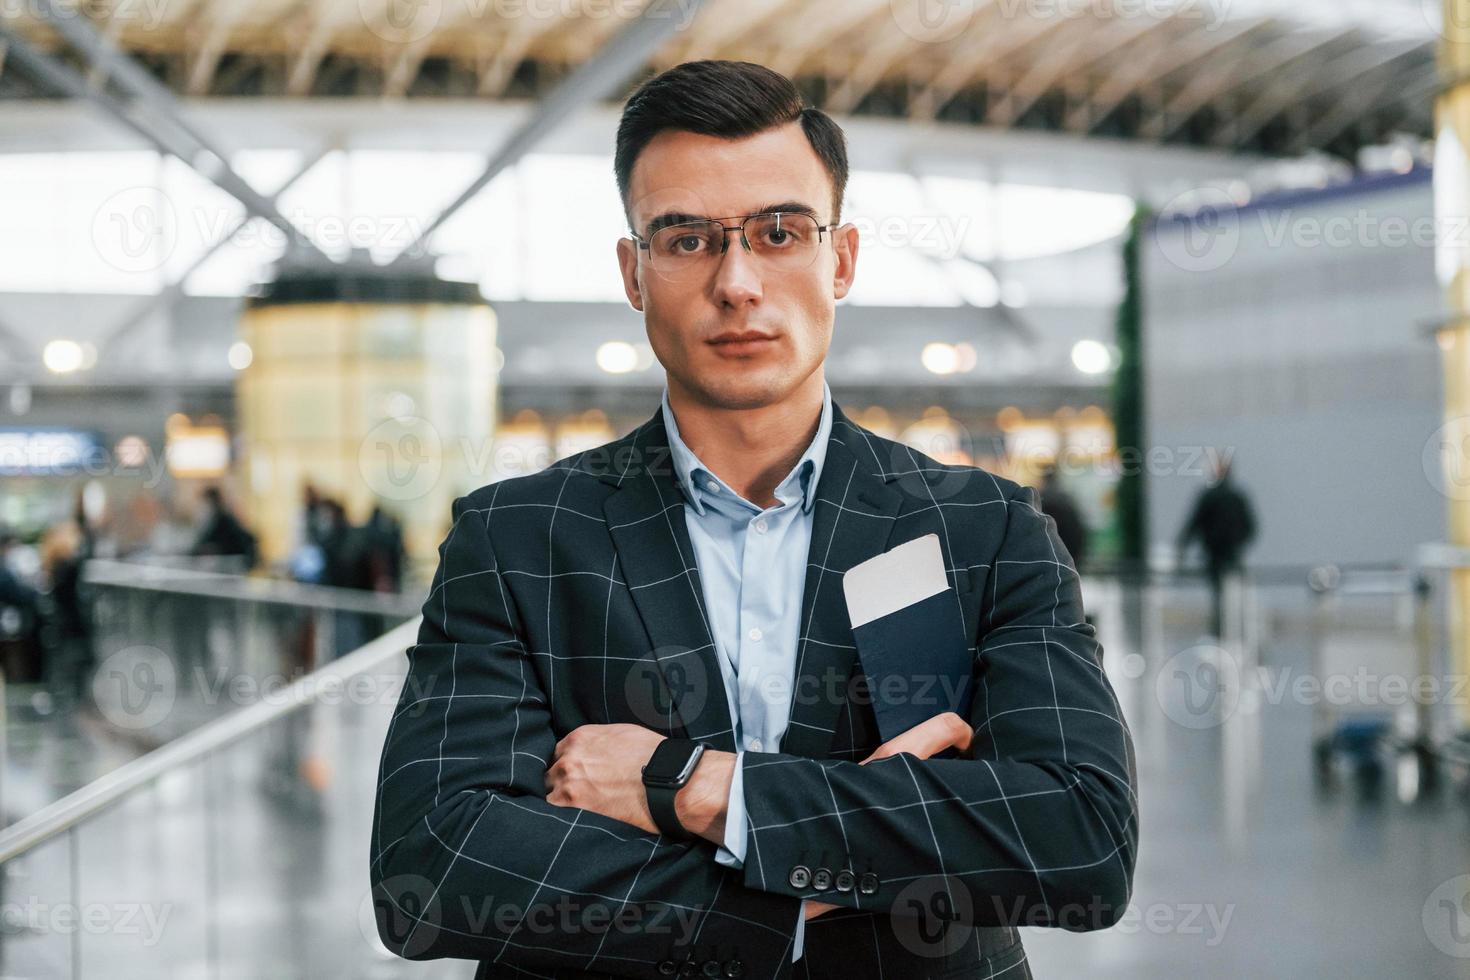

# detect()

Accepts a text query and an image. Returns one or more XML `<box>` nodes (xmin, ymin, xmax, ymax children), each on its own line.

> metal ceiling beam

<box><xmin>1064</xmin><ymin>17</ymin><xmax>1266</xmax><ymax>133</ymax></box>
<box><xmin>96</xmin><ymin>145</ymin><xmax>333</xmax><ymax>358</ymax></box>
<box><xmin>1221</xmin><ymin>38</ymin><xmax>1432</xmax><ymax>149</ymax></box>
<box><xmin>909</xmin><ymin>8</ymin><xmax>1061</xmax><ymax>122</ymax></box>
<box><xmin>400</xmin><ymin>0</ymin><xmax>710</xmax><ymax>261</ymax></box>
<box><xmin>1149</xmin><ymin>26</ymin><xmax>1355</xmax><ymax>141</ymax></box>
<box><xmin>764</xmin><ymin>0</ymin><xmax>889</xmax><ymax>80</ymax></box>
<box><xmin>285</xmin><ymin>0</ymin><xmax>355</xmax><ymax>96</ymax></box>
<box><xmin>31</xmin><ymin>0</ymin><xmax>332</xmax><ymax>263</ymax></box>
<box><xmin>0</xmin><ymin>26</ymin><xmax>173</xmax><ymax>154</ymax></box>
<box><xmin>991</xmin><ymin>15</ymin><xmax>1158</xmax><ymax>127</ymax></box>
<box><xmin>823</xmin><ymin>23</ymin><xmax>922</xmax><ymax>115</ymax></box>
<box><xmin>1292</xmin><ymin>65</ymin><xmax>1440</xmax><ymax>152</ymax></box>
<box><xmin>663</xmin><ymin>0</ymin><xmax>786</xmax><ymax>64</ymax></box>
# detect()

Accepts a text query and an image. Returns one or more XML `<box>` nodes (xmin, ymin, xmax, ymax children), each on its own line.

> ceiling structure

<box><xmin>0</xmin><ymin>0</ymin><xmax>1443</xmax><ymax>161</ymax></box>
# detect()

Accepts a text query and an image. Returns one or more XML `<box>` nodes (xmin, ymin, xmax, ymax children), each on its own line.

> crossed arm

<box><xmin>370</xmin><ymin>486</ymin><xmax>1138</xmax><ymax>978</ymax></box>
<box><xmin>542</xmin><ymin>711</ymin><xmax>976</xmax><ymax>922</ymax></box>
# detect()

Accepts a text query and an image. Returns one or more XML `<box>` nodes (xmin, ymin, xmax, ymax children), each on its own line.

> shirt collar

<box><xmin>660</xmin><ymin>380</ymin><xmax>832</xmax><ymax>518</ymax></box>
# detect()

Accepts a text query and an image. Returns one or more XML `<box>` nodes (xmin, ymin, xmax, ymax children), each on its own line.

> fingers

<box><xmin>859</xmin><ymin>712</ymin><xmax>972</xmax><ymax>764</ymax></box>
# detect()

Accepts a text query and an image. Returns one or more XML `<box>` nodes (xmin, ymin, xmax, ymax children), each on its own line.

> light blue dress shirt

<box><xmin>660</xmin><ymin>381</ymin><xmax>833</xmax><ymax>963</ymax></box>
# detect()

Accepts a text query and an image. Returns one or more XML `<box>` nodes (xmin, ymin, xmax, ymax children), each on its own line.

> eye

<box><xmin>656</xmin><ymin>225</ymin><xmax>716</xmax><ymax>257</ymax></box>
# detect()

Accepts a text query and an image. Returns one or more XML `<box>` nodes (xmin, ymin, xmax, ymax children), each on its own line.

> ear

<box><xmin>616</xmin><ymin>237</ymin><xmax>644</xmax><ymax>312</ymax></box>
<box><xmin>830</xmin><ymin>223</ymin><xmax>859</xmax><ymax>301</ymax></box>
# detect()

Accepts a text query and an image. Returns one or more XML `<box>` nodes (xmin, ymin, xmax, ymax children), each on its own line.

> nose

<box><xmin>709</xmin><ymin>228</ymin><xmax>763</xmax><ymax>308</ymax></box>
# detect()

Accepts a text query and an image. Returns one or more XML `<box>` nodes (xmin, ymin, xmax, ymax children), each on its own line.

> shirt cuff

<box><xmin>794</xmin><ymin>903</ymin><xmax>806</xmax><ymax>961</ymax></box>
<box><xmin>714</xmin><ymin>752</ymin><xmax>803</xmax><ymax>961</ymax></box>
<box><xmin>713</xmin><ymin>749</ymin><xmax>748</xmax><ymax>869</ymax></box>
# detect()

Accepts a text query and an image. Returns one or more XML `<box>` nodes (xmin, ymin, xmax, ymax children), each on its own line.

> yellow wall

<box><xmin>236</xmin><ymin>299</ymin><xmax>497</xmax><ymax>582</ymax></box>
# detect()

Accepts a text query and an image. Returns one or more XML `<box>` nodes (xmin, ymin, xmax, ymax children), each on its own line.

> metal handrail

<box><xmin>84</xmin><ymin>558</ymin><xmax>423</xmax><ymax>617</ymax></box>
<box><xmin>0</xmin><ymin>616</ymin><xmax>421</xmax><ymax>865</ymax></box>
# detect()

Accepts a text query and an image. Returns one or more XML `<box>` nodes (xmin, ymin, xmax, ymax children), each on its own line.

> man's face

<box><xmin>616</xmin><ymin>120</ymin><xmax>858</xmax><ymax>411</ymax></box>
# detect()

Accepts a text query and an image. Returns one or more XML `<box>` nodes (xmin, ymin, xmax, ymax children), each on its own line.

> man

<box><xmin>1038</xmin><ymin>465</ymin><xmax>1089</xmax><ymax>574</ymax></box>
<box><xmin>371</xmin><ymin>60</ymin><xmax>1137</xmax><ymax>979</ymax></box>
<box><xmin>1177</xmin><ymin>456</ymin><xmax>1256</xmax><ymax>638</ymax></box>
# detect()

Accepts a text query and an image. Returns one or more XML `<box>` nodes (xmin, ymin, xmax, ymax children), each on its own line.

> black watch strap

<box><xmin>643</xmin><ymin>739</ymin><xmax>705</xmax><ymax>839</ymax></box>
<box><xmin>646</xmin><ymin>780</ymin><xmax>687</xmax><ymax>839</ymax></box>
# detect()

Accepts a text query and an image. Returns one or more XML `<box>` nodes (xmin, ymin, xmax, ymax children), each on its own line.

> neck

<box><xmin>667</xmin><ymin>373</ymin><xmax>826</xmax><ymax>509</ymax></box>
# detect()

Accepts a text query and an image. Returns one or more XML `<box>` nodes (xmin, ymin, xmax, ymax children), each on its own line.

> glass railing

<box><xmin>0</xmin><ymin>618</ymin><xmax>471</xmax><ymax>980</ymax></box>
<box><xmin>2</xmin><ymin>562</ymin><xmax>423</xmax><ymax>829</ymax></box>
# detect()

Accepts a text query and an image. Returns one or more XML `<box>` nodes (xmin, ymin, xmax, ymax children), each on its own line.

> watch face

<box><xmin>643</xmin><ymin>739</ymin><xmax>703</xmax><ymax>788</ymax></box>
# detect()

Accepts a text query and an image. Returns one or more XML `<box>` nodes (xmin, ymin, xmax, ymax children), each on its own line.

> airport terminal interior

<box><xmin>1</xmin><ymin>0</ymin><xmax>1470</xmax><ymax>976</ymax></box>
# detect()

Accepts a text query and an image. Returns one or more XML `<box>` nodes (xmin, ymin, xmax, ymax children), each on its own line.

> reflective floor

<box><xmin>2</xmin><ymin>582</ymin><xmax>1468</xmax><ymax>979</ymax></box>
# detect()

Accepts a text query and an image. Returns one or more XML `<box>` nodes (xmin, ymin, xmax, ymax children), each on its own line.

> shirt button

<box><xmin>753</xmin><ymin>518</ymin><xmax>768</xmax><ymax>534</ymax></box>
<box><xmin>749</xmin><ymin>737</ymin><xmax>763</xmax><ymax>751</ymax></box>
<box><xmin>747</xmin><ymin>627</ymin><xmax>763</xmax><ymax>642</ymax></box>
<box><xmin>704</xmin><ymin>479</ymin><xmax>720</xmax><ymax>493</ymax></box>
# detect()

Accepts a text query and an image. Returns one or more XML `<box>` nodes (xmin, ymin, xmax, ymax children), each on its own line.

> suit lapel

<box><xmin>601</xmin><ymin>410</ymin><xmax>737</xmax><ymax>752</ymax></box>
<box><xmin>599</xmin><ymin>401</ymin><xmax>907</xmax><ymax>760</ymax></box>
<box><xmin>781</xmin><ymin>407</ymin><xmax>904</xmax><ymax>759</ymax></box>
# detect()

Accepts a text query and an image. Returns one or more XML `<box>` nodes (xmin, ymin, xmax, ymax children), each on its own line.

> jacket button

<box><xmin>701</xmin><ymin>961</ymin><xmax>722</xmax><ymax>977</ymax></box>
<box><xmin>788</xmin><ymin>865</ymin><xmax>811</xmax><ymax>889</ymax></box>
<box><xmin>811</xmin><ymin>867</ymin><xmax>832</xmax><ymax>890</ymax></box>
<box><xmin>657</xmin><ymin>961</ymin><xmax>677</xmax><ymax>976</ymax></box>
<box><xmin>835</xmin><ymin>869</ymin><xmax>855</xmax><ymax>892</ymax></box>
<box><xmin>723</xmin><ymin>960</ymin><xmax>745</xmax><ymax>978</ymax></box>
<box><xmin>858</xmin><ymin>872</ymin><xmax>879</xmax><ymax>895</ymax></box>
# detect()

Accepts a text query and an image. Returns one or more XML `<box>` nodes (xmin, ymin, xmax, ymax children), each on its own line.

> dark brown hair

<box><xmin>614</xmin><ymin>60</ymin><xmax>849</xmax><ymax>225</ymax></box>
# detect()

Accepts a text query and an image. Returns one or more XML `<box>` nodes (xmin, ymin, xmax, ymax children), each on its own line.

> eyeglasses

<box><xmin>631</xmin><ymin>211</ymin><xmax>838</xmax><ymax>282</ymax></box>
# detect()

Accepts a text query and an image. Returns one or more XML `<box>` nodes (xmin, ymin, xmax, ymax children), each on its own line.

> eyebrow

<box><xmin>641</xmin><ymin>201</ymin><xmax>823</xmax><ymax>237</ymax></box>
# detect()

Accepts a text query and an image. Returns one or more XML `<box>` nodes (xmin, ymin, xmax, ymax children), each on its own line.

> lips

<box><xmin>708</xmin><ymin>332</ymin><xmax>779</xmax><ymax>357</ymax></box>
<box><xmin>709</xmin><ymin>330</ymin><xmax>777</xmax><ymax>345</ymax></box>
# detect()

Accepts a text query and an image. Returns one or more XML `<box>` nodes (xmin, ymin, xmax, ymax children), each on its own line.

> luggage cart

<box><xmin>1306</xmin><ymin>565</ymin><xmax>1435</xmax><ymax>798</ymax></box>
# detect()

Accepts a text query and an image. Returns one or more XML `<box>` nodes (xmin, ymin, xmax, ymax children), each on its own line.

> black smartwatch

<box><xmin>641</xmin><ymin>738</ymin><xmax>707</xmax><ymax>839</ymax></box>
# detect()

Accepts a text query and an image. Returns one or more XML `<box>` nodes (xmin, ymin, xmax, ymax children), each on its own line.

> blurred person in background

<box><xmin>318</xmin><ymin>497</ymin><xmax>380</xmax><ymax>657</ymax></box>
<box><xmin>1039</xmin><ymin>464</ymin><xmax>1090</xmax><ymax>573</ymax></box>
<box><xmin>364</xmin><ymin>504</ymin><xmax>406</xmax><ymax>594</ymax></box>
<box><xmin>0</xmin><ymin>530</ymin><xmax>42</xmax><ymax>686</ymax></box>
<box><xmin>189</xmin><ymin>485</ymin><xmax>258</xmax><ymax>571</ymax></box>
<box><xmin>287</xmin><ymin>483</ymin><xmax>329</xmax><ymax>584</ymax></box>
<box><xmin>1177</xmin><ymin>456</ymin><xmax>1257</xmax><ymax>638</ymax></box>
<box><xmin>38</xmin><ymin>520</ymin><xmax>93</xmax><ymax>711</ymax></box>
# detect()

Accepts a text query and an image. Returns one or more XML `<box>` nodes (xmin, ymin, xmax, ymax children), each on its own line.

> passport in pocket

<box><xmin>843</xmin><ymin>534</ymin><xmax>974</xmax><ymax>750</ymax></box>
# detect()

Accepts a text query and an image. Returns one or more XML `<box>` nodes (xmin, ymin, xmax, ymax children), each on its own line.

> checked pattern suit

<box><xmin>370</xmin><ymin>399</ymin><xmax>1139</xmax><ymax>980</ymax></box>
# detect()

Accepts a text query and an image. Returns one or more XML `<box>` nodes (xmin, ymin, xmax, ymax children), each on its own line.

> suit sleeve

<box><xmin>737</xmin><ymin>484</ymin><xmax>1139</xmax><ymax>931</ymax></box>
<box><xmin>370</xmin><ymin>495</ymin><xmax>802</xmax><ymax>978</ymax></box>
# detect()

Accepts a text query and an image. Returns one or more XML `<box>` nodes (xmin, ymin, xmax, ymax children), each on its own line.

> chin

<box><xmin>693</xmin><ymin>373</ymin><xmax>791</xmax><ymax>411</ymax></box>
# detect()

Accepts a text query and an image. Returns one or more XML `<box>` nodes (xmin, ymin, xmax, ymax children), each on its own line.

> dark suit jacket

<box><xmin>370</xmin><ymin>400</ymin><xmax>1139</xmax><ymax>980</ymax></box>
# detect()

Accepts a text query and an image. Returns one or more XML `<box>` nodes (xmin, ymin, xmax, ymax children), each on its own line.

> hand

<box><xmin>805</xmin><ymin>899</ymin><xmax>840</xmax><ymax>920</ymax></box>
<box><xmin>545</xmin><ymin>725</ymin><xmax>735</xmax><ymax>843</ymax></box>
<box><xmin>545</xmin><ymin>724</ymin><xmax>665</xmax><ymax>834</ymax></box>
<box><xmin>803</xmin><ymin>714</ymin><xmax>974</xmax><ymax>924</ymax></box>
<box><xmin>859</xmin><ymin>711</ymin><xmax>973</xmax><ymax>765</ymax></box>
